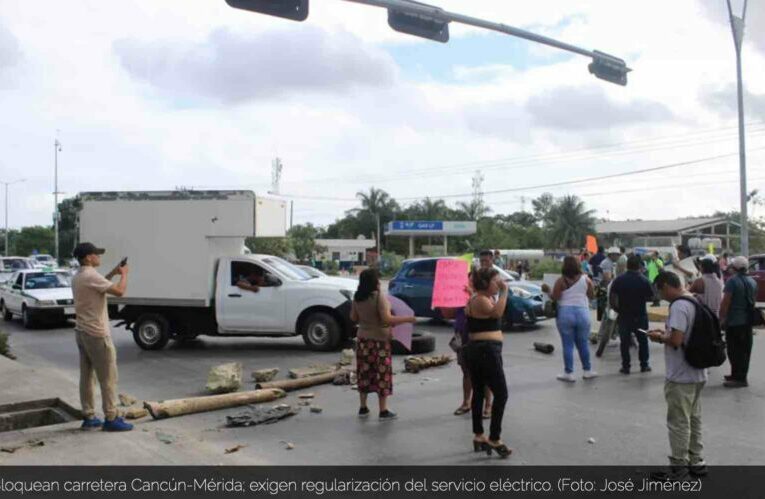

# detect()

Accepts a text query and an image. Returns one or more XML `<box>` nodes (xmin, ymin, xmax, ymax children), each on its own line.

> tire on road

<box><xmin>301</xmin><ymin>312</ymin><xmax>342</xmax><ymax>351</ymax></box>
<box><xmin>1</xmin><ymin>302</ymin><xmax>12</xmax><ymax>321</ymax></box>
<box><xmin>21</xmin><ymin>306</ymin><xmax>35</xmax><ymax>329</ymax></box>
<box><xmin>392</xmin><ymin>331</ymin><xmax>436</xmax><ymax>355</ymax></box>
<box><xmin>132</xmin><ymin>313</ymin><xmax>170</xmax><ymax>350</ymax></box>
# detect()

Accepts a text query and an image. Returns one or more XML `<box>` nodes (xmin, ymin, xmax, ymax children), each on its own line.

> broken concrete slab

<box><xmin>339</xmin><ymin>349</ymin><xmax>354</xmax><ymax>366</ymax></box>
<box><xmin>310</xmin><ymin>406</ymin><xmax>323</xmax><ymax>414</ymax></box>
<box><xmin>251</xmin><ymin>368</ymin><xmax>280</xmax><ymax>383</ymax></box>
<box><xmin>288</xmin><ymin>364</ymin><xmax>337</xmax><ymax>379</ymax></box>
<box><xmin>257</xmin><ymin>371</ymin><xmax>344</xmax><ymax>392</ymax></box>
<box><xmin>206</xmin><ymin>362</ymin><xmax>243</xmax><ymax>394</ymax></box>
<box><xmin>118</xmin><ymin>393</ymin><xmax>138</xmax><ymax>407</ymax></box>
<box><xmin>297</xmin><ymin>393</ymin><xmax>315</xmax><ymax>399</ymax></box>
<box><xmin>124</xmin><ymin>406</ymin><xmax>149</xmax><ymax>420</ymax></box>
<box><xmin>225</xmin><ymin>404</ymin><xmax>298</xmax><ymax>427</ymax></box>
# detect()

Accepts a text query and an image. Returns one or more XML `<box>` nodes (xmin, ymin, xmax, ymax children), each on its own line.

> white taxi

<box><xmin>0</xmin><ymin>270</ymin><xmax>75</xmax><ymax>328</ymax></box>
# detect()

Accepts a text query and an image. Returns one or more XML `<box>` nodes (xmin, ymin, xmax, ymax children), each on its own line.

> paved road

<box><xmin>3</xmin><ymin>315</ymin><xmax>764</xmax><ymax>465</ymax></box>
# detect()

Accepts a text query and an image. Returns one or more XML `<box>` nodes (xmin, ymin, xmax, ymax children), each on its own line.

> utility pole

<box><xmin>727</xmin><ymin>0</ymin><xmax>749</xmax><ymax>255</ymax></box>
<box><xmin>471</xmin><ymin>170</ymin><xmax>485</xmax><ymax>218</ymax></box>
<box><xmin>54</xmin><ymin>137</ymin><xmax>62</xmax><ymax>263</ymax></box>
<box><xmin>1</xmin><ymin>179</ymin><xmax>26</xmax><ymax>256</ymax></box>
<box><xmin>271</xmin><ymin>157</ymin><xmax>283</xmax><ymax>195</ymax></box>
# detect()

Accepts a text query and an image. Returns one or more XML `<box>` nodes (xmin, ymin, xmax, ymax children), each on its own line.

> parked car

<box><xmin>388</xmin><ymin>257</ymin><xmax>546</xmax><ymax>329</ymax></box>
<box><xmin>0</xmin><ymin>257</ymin><xmax>34</xmax><ymax>284</ymax></box>
<box><xmin>28</xmin><ymin>254</ymin><xmax>58</xmax><ymax>269</ymax></box>
<box><xmin>746</xmin><ymin>254</ymin><xmax>765</xmax><ymax>305</ymax></box>
<box><xmin>0</xmin><ymin>270</ymin><xmax>75</xmax><ymax>328</ymax></box>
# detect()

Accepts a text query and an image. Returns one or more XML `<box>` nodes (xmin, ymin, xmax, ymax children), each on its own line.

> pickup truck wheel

<box><xmin>1</xmin><ymin>302</ymin><xmax>12</xmax><ymax>321</ymax></box>
<box><xmin>301</xmin><ymin>312</ymin><xmax>341</xmax><ymax>351</ymax></box>
<box><xmin>21</xmin><ymin>306</ymin><xmax>35</xmax><ymax>329</ymax></box>
<box><xmin>133</xmin><ymin>314</ymin><xmax>170</xmax><ymax>350</ymax></box>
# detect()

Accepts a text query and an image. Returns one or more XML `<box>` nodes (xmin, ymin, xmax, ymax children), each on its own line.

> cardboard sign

<box><xmin>586</xmin><ymin>235</ymin><xmax>598</xmax><ymax>254</ymax></box>
<box><xmin>431</xmin><ymin>259</ymin><xmax>470</xmax><ymax>309</ymax></box>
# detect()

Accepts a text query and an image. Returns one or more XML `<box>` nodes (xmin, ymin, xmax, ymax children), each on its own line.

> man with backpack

<box><xmin>719</xmin><ymin>256</ymin><xmax>757</xmax><ymax>388</ymax></box>
<box><xmin>648</xmin><ymin>271</ymin><xmax>717</xmax><ymax>480</ymax></box>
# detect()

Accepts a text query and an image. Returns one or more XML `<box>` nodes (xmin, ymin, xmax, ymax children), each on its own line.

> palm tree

<box><xmin>456</xmin><ymin>199</ymin><xmax>491</xmax><ymax>220</ymax></box>
<box><xmin>351</xmin><ymin>188</ymin><xmax>400</xmax><ymax>251</ymax></box>
<box><xmin>546</xmin><ymin>195</ymin><xmax>596</xmax><ymax>249</ymax></box>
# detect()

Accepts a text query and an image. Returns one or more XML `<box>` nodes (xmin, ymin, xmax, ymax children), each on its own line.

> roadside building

<box><xmin>314</xmin><ymin>237</ymin><xmax>377</xmax><ymax>270</ymax></box>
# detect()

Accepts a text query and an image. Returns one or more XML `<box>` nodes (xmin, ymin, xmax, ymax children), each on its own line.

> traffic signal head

<box><xmin>387</xmin><ymin>9</ymin><xmax>449</xmax><ymax>43</ymax></box>
<box><xmin>588</xmin><ymin>50</ymin><xmax>630</xmax><ymax>86</ymax></box>
<box><xmin>225</xmin><ymin>0</ymin><xmax>309</xmax><ymax>21</ymax></box>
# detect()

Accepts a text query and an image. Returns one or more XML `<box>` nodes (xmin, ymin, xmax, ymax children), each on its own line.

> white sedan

<box><xmin>0</xmin><ymin>270</ymin><xmax>75</xmax><ymax>328</ymax></box>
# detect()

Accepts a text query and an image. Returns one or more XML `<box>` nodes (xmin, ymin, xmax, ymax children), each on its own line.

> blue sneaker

<box><xmin>102</xmin><ymin>417</ymin><xmax>134</xmax><ymax>432</ymax></box>
<box><xmin>81</xmin><ymin>417</ymin><xmax>103</xmax><ymax>431</ymax></box>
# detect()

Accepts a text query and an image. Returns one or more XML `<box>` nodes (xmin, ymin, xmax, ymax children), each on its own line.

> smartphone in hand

<box><xmin>119</xmin><ymin>257</ymin><xmax>128</xmax><ymax>267</ymax></box>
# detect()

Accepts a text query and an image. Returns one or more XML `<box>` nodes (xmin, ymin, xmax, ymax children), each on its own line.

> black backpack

<box><xmin>672</xmin><ymin>296</ymin><xmax>726</xmax><ymax>369</ymax></box>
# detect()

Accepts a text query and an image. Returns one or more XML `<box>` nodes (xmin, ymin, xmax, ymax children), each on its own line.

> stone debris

<box><xmin>124</xmin><ymin>407</ymin><xmax>149</xmax><ymax>420</ymax></box>
<box><xmin>206</xmin><ymin>362</ymin><xmax>243</xmax><ymax>394</ymax></box>
<box><xmin>225</xmin><ymin>404</ymin><xmax>298</xmax><ymax>427</ymax></box>
<box><xmin>333</xmin><ymin>371</ymin><xmax>351</xmax><ymax>385</ymax></box>
<box><xmin>404</xmin><ymin>354</ymin><xmax>452</xmax><ymax>374</ymax></box>
<box><xmin>225</xmin><ymin>444</ymin><xmax>246</xmax><ymax>454</ymax></box>
<box><xmin>1</xmin><ymin>439</ymin><xmax>44</xmax><ymax>454</ymax></box>
<box><xmin>533</xmin><ymin>342</ymin><xmax>555</xmax><ymax>354</ymax></box>
<box><xmin>298</xmin><ymin>401</ymin><xmax>310</xmax><ymax>407</ymax></box>
<box><xmin>339</xmin><ymin>349</ymin><xmax>354</xmax><ymax>366</ymax></box>
<box><xmin>251</xmin><ymin>368</ymin><xmax>280</xmax><ymax>383</ymax></box>
<box><xmin>155</xmin><ymin>431</ymin><xmax>177</xmax><ymax>445</ymax></box>
<box><xmin>288</xmin><ymin>364</ymin><xmax>337</xmax><ymax>379</ymax></box>
<box><xmin>310</xmin><ymin>406</ymin><xmax>323</xmax><ymax>414</ymax></box>
<box><xmin>587</xmin><ymin>438</ymin><xmax>597</xmax><ymax>445</ymax></box>
<box><xmin>118</xmin><ymin>393</ymin><xmax>138</xmax><ymax>407</ymax></box>
<box><xmin>286</xmin><ymin>442</ymin><xmax>295</xmax><ymax>450</ymax></box>
<box><xmin>297</xmin><ymin>393</ymin><xmax>315</xmax><ymax>399</ymax></box>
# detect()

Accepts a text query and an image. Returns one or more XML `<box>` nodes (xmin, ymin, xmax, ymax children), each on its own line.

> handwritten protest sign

<box><xmin>431</xmin><ymin>259</ymin><xmax>470</xmax><ymax>309</ymax></box>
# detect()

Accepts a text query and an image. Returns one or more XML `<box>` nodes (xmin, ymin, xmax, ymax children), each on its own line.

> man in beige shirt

<box><xmin>71</xmin><ymin>242</ymin><xmax>131</xmax><ymax>432</ymax></box>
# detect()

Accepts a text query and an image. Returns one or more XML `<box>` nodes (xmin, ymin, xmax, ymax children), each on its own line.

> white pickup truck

<box><xmin>0</xmin><ymin>269</ymin><xmax>75</xmax><ymax>328</ymax></box>
<box><xmin>77</xmin><ymin>190</ymin><xmax>358</xmax><ymax>351</ymax></box>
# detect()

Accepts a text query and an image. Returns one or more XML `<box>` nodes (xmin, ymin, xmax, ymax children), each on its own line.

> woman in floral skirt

<box><xmin>350</xmin><ymin>269</ymin><xmax>416</xmax><ymax>420</ymax></box>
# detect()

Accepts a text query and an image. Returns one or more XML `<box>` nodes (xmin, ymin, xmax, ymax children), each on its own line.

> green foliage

<box><xmin>545</xmin><ymin>195</ymin><xmax>596</xmax><ymax>250</ymax></box>
<box><xmin>12</xmin><ymin>226</ymin><xmax>55</xmax><ymax>257</ymax></box>
<box><xmin>245</xmin><ymin>237</ymin><xmax>290</xmax><ymax>257</ymax></box>
<box><xmin>323</xmin><ymin>260</ymin><xmax>340</xmax><ymax>276</ymax></box>
<box><xmin>380</xmin><ymin>251</ymin><xmax>404</xmax><ymax>277</ymax></box>
<box><xmin>529</xmin><ymin>258</ymin><xmax>563</xmax><ymax>280</ymax></box>
<box><xmin>287</xmin><ymin>223</ymin><xmax>322</xmax><ymax>263</ymax></box>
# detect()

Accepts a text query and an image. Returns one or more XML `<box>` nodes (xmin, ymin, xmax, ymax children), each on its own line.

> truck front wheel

<box><xmin>133</xmin><ymin>314</ymin><xmax>170</xmax><ymax>350</ymax></box>
<box><xmin>301</xmin><ymin>312</ymin><xmax>341</xmax><ymax>351</ymax></box>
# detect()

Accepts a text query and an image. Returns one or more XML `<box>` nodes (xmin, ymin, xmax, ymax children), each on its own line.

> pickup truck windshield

<box><xmin>263</xmin><ymin>257</ymin><xmax>311</xmax><ymax>281</ymax></box>
<box><xmin>24</xmin><ymin>273</ymin><xmax>71</xmax><ymax>289</ymax></box>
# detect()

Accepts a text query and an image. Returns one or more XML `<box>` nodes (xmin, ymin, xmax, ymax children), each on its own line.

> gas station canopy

<box><xmin>385</xmin><ymin>221</ymin><xmax>477</xmax><ymax>236</ymax></box>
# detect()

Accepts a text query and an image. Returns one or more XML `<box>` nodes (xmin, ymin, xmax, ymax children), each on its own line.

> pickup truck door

<box><xmin>218</xmin><ymin>260</ymin><xmax>287</xmax><ymax>332</ymax></box>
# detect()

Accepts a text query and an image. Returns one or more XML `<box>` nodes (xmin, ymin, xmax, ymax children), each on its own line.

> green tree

<box><xmin>13</xmin><ymin>226</ymin><xmax>55</xmax><ymax>257</ymax></box>
<box><xmin>58</xmin><ymin>197</ymin><xmax>82</xmax><ymax>263</ymax></box>
<box><xmin>288</xmin><ymin>224</ymin><xmax>323</xmax><ymax>263</ymax></box>
<box><xmin>245</xmin><ymin>237</ymin><xmax>290</xmax><ymax>257</ymax></box>
<box><xmin>456</xmin><ymin>199</ymin><xmax>491</xmax><ymax>220</ymax></box>
<box><xmin>546</xmin><ymin>195</ymin><xmax>596</xmax><ymax>249</ymax></box>
<box><xmin>532</xmin><ymin>193</ymin><xmax>555</xmax><ymax>225</ymax></box>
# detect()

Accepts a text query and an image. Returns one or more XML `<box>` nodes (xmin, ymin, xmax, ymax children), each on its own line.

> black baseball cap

<box><xmin>73</xmin><ymin>242</ymin><xmax>105</xmax><ymax>260</ymax></box>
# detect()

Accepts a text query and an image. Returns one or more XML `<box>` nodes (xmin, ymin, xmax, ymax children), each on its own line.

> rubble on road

<box><xmin>332</xmin><ymin>371</ymin><xmax>356</xmax><ymax>386</ymax></box>
<box><xmin>310</xmin><ymin>406</ymin><xmax>323</xmax><ymax>414</ymax></box>
<box><xmin>225</xmin><ymin>404</ymin><xmax>298</xmax><ymax>427</ymax></box>
<box><xmin>124</xmin><ymin>407</ymin><xmax>149</xmax><ymax>420</ymax></box>
<box><xmin>225</xmin><ymin>444</ymin><xmax>246</xmax><ymax>454</ymax></box>
<box><xmin>286</xmin><ymin>442</ymin><xmax>295</xmax><ymax>450</ymax></box>
<box><xmin>251</xmin><ymin>368</ymin><xmax>280</xmax><ymax>383</ymax></box>
<box><xmin>297</xmin><ymin>393</ymin><xmax>315</xmax><ymax>399</ymax></box>
<box><xmin>257</xmin><ymin>371</ymin><xmax>345</xmax><ymax>392</ymax></box>
<box><xmin>533</xmin><ymin>342</ymin><xmax>555</xmax><ymax>354</ymax></box>
<box><xmin>404</xmin><ymin>355</ymin><xmax>452</xmax><ymax>374</ymax></box>
<box><xmin>288</xmin><ymin>364</ymin><xmax>338</xmax><ymax>379</ymax></box>
<box><xmin>339</xmin><ymin>349</ymin><xmax>354</xmax><ymax>366</ymax></box>
<box><xmin>1</xmin><ymin>439</ymin><xmax>44</xmax><ymax>454</ymax></box>
<box><xmin>206</xmin><ymin>362</ymin><xmax>243</xmax><ymax>394</ymax></box>
<box><xmin>145</xmin><ymin>388</ymin><xmax>286</xmax><ymax>420</ymax></box>
<box><xmin>155</xmin><ymin>431</ymin><xmax>177</xmax><ymax>445</ymax></box>
<box><xmin>118</xmin><ymin>393</ymin><xmax>138</xmax><ymax>407</ymax></box>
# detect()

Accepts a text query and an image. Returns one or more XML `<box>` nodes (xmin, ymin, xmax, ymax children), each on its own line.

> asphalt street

<box><xmin>2</xmin><ymin>315</ymin><xmax>764</xmax><ymax>465</ymax></box>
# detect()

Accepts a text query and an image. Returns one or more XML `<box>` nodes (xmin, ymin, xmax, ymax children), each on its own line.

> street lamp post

<box><xmin>727</xmin><ymin>0</ymin><xmax>749</xmax><ymax>255</ymax></box>
<box><xmin>1</xmin><ymin>179</ymin><xmax>26</xmax><ymax>256</ymax></box>
<box><xmin>54</xmin><ymin>138</ymin><xmax>62</xmax><ymax>263</ymax></box>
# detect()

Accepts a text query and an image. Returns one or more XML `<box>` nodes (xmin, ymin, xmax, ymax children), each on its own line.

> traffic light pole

<box><xmin>727</xmin><ymin>0</ymin><xmax>749</xmax><ymax>255</ymax></box>
<box><xmin>343</xmin><ymin>0</ymin><xmax>595</xmax><ymax>58</ymax></box>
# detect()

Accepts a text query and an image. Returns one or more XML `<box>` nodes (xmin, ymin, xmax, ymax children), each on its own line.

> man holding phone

<box><xmin>71</xmin><ymin>243</ymin><xmax>132</xmax><ymax>432</ymax></box>
<box><xmin>609</xmin><ymin>255</ymin><xmax>654</xmax><ymax>373</ymax></box>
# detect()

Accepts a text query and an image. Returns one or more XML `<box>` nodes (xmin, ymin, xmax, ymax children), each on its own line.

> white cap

<box><xmin>730</xmin><ymin>256</ymin><xmax>749</xmax><ymax>270</ymax></box>
<box><xmin>700</xmin><ymin>254</ymin><xmax>717</xmax><ymax>263</ymax></box>
<box><xmin>606</xmin><ymin>246</ymin><xmax>621</xmax><ymax>255</ymax></box>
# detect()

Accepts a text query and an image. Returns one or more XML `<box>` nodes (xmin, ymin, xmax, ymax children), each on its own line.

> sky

<box><xmin>1</xmin><ymin>0</ymin><xmax>765</xmax><ymax>230</ymax></box>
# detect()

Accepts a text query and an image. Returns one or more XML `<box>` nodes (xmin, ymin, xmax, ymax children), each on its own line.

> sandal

<box><xmin>482</xmin><ymin>440</ymin><xmax>513</xmax><ymax>459</ymax></box>
<box><xmin>472</xmin><ymin>437</ymin><xmax>488</xmax><ymax>452</ymax></box>
<box><xmin>454</xmin><ymin>405</ymin><xmax>470</xmax><ymax>416</ymax></box>
<box><xmin>482</xmin><ymin>409</ymin><xmax>491</xmax><ymax>419</ymax></box>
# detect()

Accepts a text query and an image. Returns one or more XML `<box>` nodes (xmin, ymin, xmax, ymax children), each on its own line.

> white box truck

<box><xmin>77</xmin><ymin>191</ymin><xmax>356</xmax><ymax>351</ymax></box>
